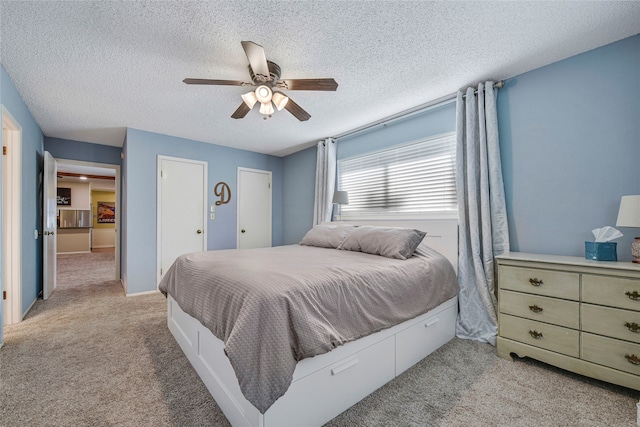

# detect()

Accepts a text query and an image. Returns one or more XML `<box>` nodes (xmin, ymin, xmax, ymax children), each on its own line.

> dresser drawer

<box><xmin>581</xmin><ymin>304</ymin><xmax>640</xmax><ymax>344</ymax></box>
<box><xmin>499</xmin><ymin>314</ymin><xmax>579</xmax><ymax>357</ymax></box>
<box><xmin>499</xmin><ymin>290</ymin><xmax>579</xmax><ymax>329</ymax></box>
<box><xmin>582</xmin><ymin>333</ymin><xmax>640</xmax><ymax>376</ymax></box>
<box><xmin>499</xmin><ymin>266</ymin><xmax>579</xmax><ymax>300</ymax></box>
<box><xmin>582</xmin><ymin>275</ymin><xmax>640</xmax><ymax>312</ymax></box>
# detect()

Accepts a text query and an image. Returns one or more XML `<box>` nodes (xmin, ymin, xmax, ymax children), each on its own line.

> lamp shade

<box><xmin>272</xmin><ymin>91</ymin><xmax>289</xmax><ymax>111</ymax></box>
<box><xmin>259</xmin><ymin>101</ymin><xmax>274</xmax><ymax>115</ymax></box>
<box><xmin>616</xmin><ymin>195</ymin><xmax>640</xmax><ymax>228</ymax></box>
<box><xmin>332</xmin><ymin>190</ymin><xmax>349</xmax><ymax>205</ymax></box>
<box><xmin>241</xmin><ymin>91</ymin><xmax>258</xmax><ymax>109</ymax></box>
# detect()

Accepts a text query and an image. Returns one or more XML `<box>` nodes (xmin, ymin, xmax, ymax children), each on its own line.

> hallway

<box><xmin>56</xmin><ymin>249</ymin><xmax>116</xmax><ymax>290</ymax></box>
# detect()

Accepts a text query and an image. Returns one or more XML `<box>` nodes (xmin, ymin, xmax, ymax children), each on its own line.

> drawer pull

<box><xmin>624</xmin><ymin>322</ymin><xmax>640</xmax><ymax>333</ymax></box>
<box><xmin>331</xmin><ymin>358</ymin><xmax>359</xmax><ymax>375</ymax></box>
<box><xmin>425</xmin><ymin>318</ymin><xmax>440</xmax><ymax>328</ymax></box>
<box><xmin>529</xmin><ymin>278</ymin><xmax>543</xmax><ymax>287</ymax></box>
<box><xmin>528</xmin><ymin>330</ymin><xmax>543</xmax><ymax>340</ymax></box>
<box><xmin>528</xmin><ymin>305</ymin><xmax>543</xmax><ymax>313</ymax></box>
<box><xmin>625</xmin><ymin>290</ymin><xmax>640</xmax><ymax>301</ymax></box>
<box><xmin>624</xmin><ymin>354</ymin><xmax>640</xmax><ymax>366</ymax></box>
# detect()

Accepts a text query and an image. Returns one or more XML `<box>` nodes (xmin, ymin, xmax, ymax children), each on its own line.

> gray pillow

<box><xmin>299</xmin><ymin>224</ymin><xmax>357</xmax><ymax>249</ymax></box>
<box><xmin>338</xmin><ymin>226</ymin><xmax>426</xmax><ymax>259</ymax></box>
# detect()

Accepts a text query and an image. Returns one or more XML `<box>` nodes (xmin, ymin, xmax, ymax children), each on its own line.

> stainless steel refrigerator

<box><xmin>58</xmin><ymin>209</ymin><xmax>91</xmax><ymax>228</ymax></box>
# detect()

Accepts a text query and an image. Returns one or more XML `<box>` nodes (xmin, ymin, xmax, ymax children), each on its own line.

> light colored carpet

<box><xmin>1</xmin><ymin>252</ymin><xmax>638</xmax><ymax>426</ymax></box>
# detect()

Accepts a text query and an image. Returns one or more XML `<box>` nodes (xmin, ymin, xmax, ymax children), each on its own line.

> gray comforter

<box><xmin>159</xmin><ymin>244</ymin><xmax>458</xmax><ymax>413</ymax></box>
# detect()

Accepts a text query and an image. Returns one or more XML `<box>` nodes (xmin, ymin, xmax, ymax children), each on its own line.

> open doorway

<box><xmin>55</xmin><ymin>160</ymin><xmax>120</xmax><ymax>290</ymax></box>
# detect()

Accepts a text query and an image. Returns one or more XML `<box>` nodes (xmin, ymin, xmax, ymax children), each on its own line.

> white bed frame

<box><xmin>166</xmin><ymin>219</ymin><xmax>459</xmax><ymax>427</ymax></box>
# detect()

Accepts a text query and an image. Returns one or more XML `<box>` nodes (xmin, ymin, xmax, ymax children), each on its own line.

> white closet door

<box><xmin>237</xmin><ymin>168</ymin><xmax>272</xmax><ymax>249</ymax></box>
<box><xmin>157</xmin><ymin>156</ymin><xmax>207</xmax><ymax>283</ymax></box>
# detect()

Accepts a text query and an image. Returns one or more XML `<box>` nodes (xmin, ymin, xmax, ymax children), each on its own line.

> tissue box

<box><xmin>585</xmin><ymin>241</ymin><xmax>617</xmax><ymax>261</ymax></box>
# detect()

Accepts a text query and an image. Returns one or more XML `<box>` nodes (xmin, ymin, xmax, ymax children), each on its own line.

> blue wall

<box><xmin>337</xmin><ymin>102</ymin><xmax>457</xmax><ymax>160</ymax></box>
<box><xmin>44</xmin><ymin>137</ymin><xmax>122</xmax><ymax>166</ymax></box>
<box><xmin>123</xmin><ymin>128</ymin><xmax>283</xmax><ymax>294</ymax></box>
<box><xmin>499</xmin><ymin>34</ymin><xmax>640</xmax><ymax>260</ymax></box>
<box><xmin>1</xmin><ymin>65</ymin><xmax>45</xmax><ymax>323</ymax></box>
<box><xmin>282</xmin><ymin>146</ymin><xmax>316</xmax><ymax>244</ymax></box>
<box><xmin>281</xmin><ymin>35</ymin><xmax>640</xmax><ymax>261</ymax></box>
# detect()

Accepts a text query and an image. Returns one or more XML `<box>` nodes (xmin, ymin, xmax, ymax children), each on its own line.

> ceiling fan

<box><xmin>183</xmin><ymin>41</ymin><xmax>338</xmax><ymax>121</ymax></box>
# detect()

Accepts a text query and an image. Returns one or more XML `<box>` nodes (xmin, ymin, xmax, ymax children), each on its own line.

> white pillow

<box><xmin>299</xmin><ymin>224</ymin><xmax>357</xmax><ymax>249</ymax></box>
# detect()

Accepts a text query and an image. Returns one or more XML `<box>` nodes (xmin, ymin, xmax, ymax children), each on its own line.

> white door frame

<box><xmin>56</xmin><ymin>159</ymin><xmax>122</xmax><ymax>280</ymax></box>
<box><xmin>2</xmin><ymin>105</ymin><xmax>23</xmax><ymax>326</ymax></box>
<box><xmin>156</xmin><ymin>155</ymin><xmax>208</xmax><ymax>286</ymax></box>
<box><xmin>237</xmin><ymin>167</ymin><xmax>272</xmax><ymax>248</ymax></box>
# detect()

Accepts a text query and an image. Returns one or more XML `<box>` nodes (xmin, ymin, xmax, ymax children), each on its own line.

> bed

<box><xmin>160</xmin><ymin>219</ymin><xmax>459</xmax><ymax>427</ymax></box>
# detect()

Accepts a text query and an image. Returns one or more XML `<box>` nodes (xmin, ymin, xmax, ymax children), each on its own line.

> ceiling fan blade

<box><xmin>283</xmin><ymin>97</ymin><xmax>311</xmax><ymax>121</ymax></box>
<box><xmin>241</xmin><ymin>41</ymin><xmax>270</xmax><ymax>82</ymax></box>
<box><xmin>183</xmin><ymin>78</ymin><xmax>249</xmax><ymax>86</ymax></box>
<box><xmin>231</xmin><ymin>102</ymin><xmax>251</xmax><ymax>119</ymax></box>
<box><xmin>276</xmin><ymin>78</ymin><xmax>338</xmax><ymax>91</ymax></box>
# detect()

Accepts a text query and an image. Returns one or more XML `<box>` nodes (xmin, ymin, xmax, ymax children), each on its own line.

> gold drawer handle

<box><xmin>624</xmin><ymin>354</ymin><xmax>640</xmax><ymax>366</ymax></box>
<box><xmin>624</xmin><ymin>322</ymin><xmax>640</xmax><ymax>333</ymax></box>
<box><xmin>528</xmin><ymin>330</ymin><xmax>543</xmax><ymax>340</ymax></box>
<box><xmin>626</xmin><ymin>291</ymin><xmax>640</xmax><ymax>301</ymax></box>
<box><xmin>529</xmin><ymin>305</ymin><xmax>543</xmax><ymax>313</ymax></box>
<box><xmin>529</xmin><ymin>278</ymin><xmax>543</xmax><ymax>287</ymax></box>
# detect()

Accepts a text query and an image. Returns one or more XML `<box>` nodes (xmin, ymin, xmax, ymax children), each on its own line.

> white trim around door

<box><xmin>2</xmin><ymin>105</ymin><xmax>23</xmax><ymax>329</ymax></box>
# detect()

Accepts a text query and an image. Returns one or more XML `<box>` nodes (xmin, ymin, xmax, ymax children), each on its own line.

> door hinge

<box><xmin>160</xmin><ymin>268</ymin><xmax>163</xmax><ymax>276</ymax></box>
<box><xmin>268</xmin><ymin>182</ymin><xmax>271</xmax><ymax>189</ymax></box>
<box><xmin>2</xmin><ymin>146</ymin><xmax>6</xmax><ymax>156</ymax></box>
<box><xmin>3</xmin><ymin>291</ymin><xmax>6</xmax><ymax>300</ymax></box>
<box><xmin>160</xmin><ymin>170</ymin><xmax>163</xmax><ymax>178</ymax></box>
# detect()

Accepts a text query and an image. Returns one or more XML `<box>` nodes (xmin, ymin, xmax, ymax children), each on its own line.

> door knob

<box><xmin>241</xmin><ymin>229</ymin><xmax>246</xmax><ymax>233</ymax></box>
<box><xmin>196</xmin><ymin>229</ymin><xmax>202</xmax><ymax>234</ymax></box>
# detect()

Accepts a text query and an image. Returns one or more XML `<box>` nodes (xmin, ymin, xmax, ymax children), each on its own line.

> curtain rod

<box><xmin>333</xmin><ymin>80</ymin><xmax>504</xmax><ymax>141</ymax></box>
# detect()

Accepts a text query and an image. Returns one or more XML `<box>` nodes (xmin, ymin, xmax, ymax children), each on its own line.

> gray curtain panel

<box><xmin>313</xmin><ymin>138</ymin><xmax>337</xmax><ymax>226</ymax></box>
<box><xmin>455</xmin><ymin>81</ymin><xmax>509</xmax><ymax>345</ymax></box>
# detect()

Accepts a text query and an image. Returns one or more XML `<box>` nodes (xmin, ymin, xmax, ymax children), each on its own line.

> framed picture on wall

<box><xmin>57</xmin><ymin>188</ymin><xmax>71</xmax><ymax>206</ymax></box>
<box><xmin>97</xmin><ymin>201</ymin><xmax>116</xmax><ymax>223</ymax></box>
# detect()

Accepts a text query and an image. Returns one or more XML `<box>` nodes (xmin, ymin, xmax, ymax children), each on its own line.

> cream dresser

<box><xmin>496</xmin><ymin>252</ymin><xmax>640</xmax><ymax>391</ymax></box>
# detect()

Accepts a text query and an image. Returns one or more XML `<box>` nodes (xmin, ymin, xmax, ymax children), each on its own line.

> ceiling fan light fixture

<box><xmin>255</xmin><ymin>85</ymin><xmax>273</xmax><ymax>103</ymax></box>
<box><xmin>259</xmin><ymin>101</ymin><xmax>274</xmax><ymax>115</ymax></box>
<box><xmin>272</xmin><ymin>91</ymin><xmax>289</xmax><ymax>111</ymax></box>
<box><xmin>241</xmin><ymin>91</ymin><xmax>258</xmax><ymax>108</ymax></box>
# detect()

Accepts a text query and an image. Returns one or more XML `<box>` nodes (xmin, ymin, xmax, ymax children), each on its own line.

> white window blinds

<box><xmin>337</xmin><ymin>132</ymin><xmax>457</xmax><ymax>219</ymax></box>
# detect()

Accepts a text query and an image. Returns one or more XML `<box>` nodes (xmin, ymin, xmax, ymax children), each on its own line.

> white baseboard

<box><xmin>91</xmin><ymin>245</ymin><xmax>115</xmax><ymax>249</ymax></box>
<box><xmin>126</xmin><ymin>289</ymin><xmax>162</xmax><ymax>297</ymax></box>
<box><xmin>57</xmin><ymin>251</ymin><xmax>91</xmax><ymax>255</ymax></box>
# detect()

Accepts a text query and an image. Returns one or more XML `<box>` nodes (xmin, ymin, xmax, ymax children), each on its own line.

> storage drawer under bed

<box><xmin>395</xmin><ymin>299</ymin><xmax>457</xmax><ymax>375</ymax></box>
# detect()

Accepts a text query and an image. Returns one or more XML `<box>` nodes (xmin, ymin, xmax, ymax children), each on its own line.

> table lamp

<box><xmin>616</xmin><ymin>195</ymin><xmax>640</xmax><ymax>263</ymax></box>
<box><xmin>332</xmin><ymin>191</ymin><xmax>349</xmax><ymax>221</ymax></box>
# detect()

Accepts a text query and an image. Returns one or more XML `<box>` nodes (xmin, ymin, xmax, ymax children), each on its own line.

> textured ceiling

<box><xmin>1</xmin><ymin>1</ymin><xmax>639</xmax><ymax>157</ymax></box>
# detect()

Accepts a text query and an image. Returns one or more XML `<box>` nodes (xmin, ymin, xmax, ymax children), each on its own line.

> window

<box><xmin>337</xmin><ymin>132</ymin><xmax>457</xmax><ymax>219</ymax></box>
